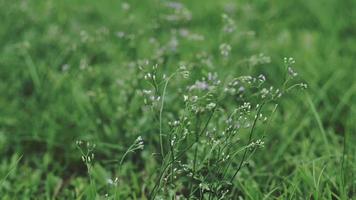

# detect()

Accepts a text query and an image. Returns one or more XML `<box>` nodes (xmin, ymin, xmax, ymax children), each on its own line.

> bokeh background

<box><xmin>0</xmin><ymin>0</ymin><xmax>355</xmax><ymax>198</ymax></box>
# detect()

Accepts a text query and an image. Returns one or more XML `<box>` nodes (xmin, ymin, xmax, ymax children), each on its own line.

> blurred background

<box><xmin>0</xmin><ymin>0</ymin><xmax>355</xmax><ymax>198</ymax></box>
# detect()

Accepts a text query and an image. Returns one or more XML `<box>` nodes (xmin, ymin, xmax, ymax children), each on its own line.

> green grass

<box><xmin>0</xmin><ymin>0</ymin><xmax>355</xmax><ymax>199</ymax></box>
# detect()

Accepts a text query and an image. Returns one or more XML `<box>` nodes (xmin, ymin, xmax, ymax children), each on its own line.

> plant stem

<box><xmin>230</xmin><ymin>102</ymin><xmax>264</xmax><ymax>182</ymax></box>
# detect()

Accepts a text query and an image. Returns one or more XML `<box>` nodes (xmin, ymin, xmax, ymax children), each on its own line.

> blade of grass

<box><xmin>306</xmin><ymin>93</ymin><xmax>330</xmax><ymax>155</ymax></box>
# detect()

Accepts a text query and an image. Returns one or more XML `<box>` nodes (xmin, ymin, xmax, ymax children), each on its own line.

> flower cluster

<box><xmin>76</xmin><ymin>140</ymin><xmax>96</xmax><ymax>165</ymax></box>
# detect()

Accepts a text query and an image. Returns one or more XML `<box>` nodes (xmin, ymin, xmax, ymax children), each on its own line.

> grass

<box><xmin>0</xmin><ymin>0</ymin><xmax>355</xmax><ymax>199</ymax></box>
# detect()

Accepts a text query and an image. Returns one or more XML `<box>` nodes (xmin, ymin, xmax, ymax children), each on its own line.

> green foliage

<box><xmin>0</xmin><ymin>0</ymin><xmax>355</xmax><ymax>199</ymax></box>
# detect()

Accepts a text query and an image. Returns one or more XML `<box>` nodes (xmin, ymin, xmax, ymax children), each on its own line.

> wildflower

<box><xmin>238</xmin><ymin>86</ymin><xmax>245</xmax><ymax>93</ymax></box>
<box><xmin>288</xmin><ymin>67</ymin><xmax>298</xmax><ymax>77</ymax></box>
<box><xmin>134</xmin><ymin>136</ymin><xmax>144</xmax><ymax>150</ymax></box>
<box><xmin>189</xmin><ymin>81</ymin><xmax>210</xmax><ymax>91</ymax></box>
<box><xmin>179</xmin><ymin>64</ymin><xmax>190</xmax><ymax>78</ymax></box>
<box><xmin>143</xmin><ymin>90</ymin><xmax>152</xmax><ymax>95</ymax></box>
<box><xmin>300</xmin><ymin>83</ymin><xmax>308</xmax><ymax>89</ymax></box>
<box><xmin>222</xmin><ymin>14</ymin><xmax>236</xmax><ymax>33</ymax></box>
<box><xmin>258</xmin><ymin>74</ymin><xmax>266</xmax><ymax>82</ymax></box>
<box><xmin>121</xmin><ymin>2</ymin><xmax>130</xmax><ymax>11</ymax></box>
<box><xmin>219</xmin><ymin>43</ymin><xmax>231</xmax><ymax>57</ymax></box>
<box><xmin>61</xmin><ymin>64</ymin><xmax>70</xmax><ymax>72</ymax></box>
<box><xmin>206</xmin><ymin>102</ymin><xmax>216</xmax><ymax>110</ymax></box>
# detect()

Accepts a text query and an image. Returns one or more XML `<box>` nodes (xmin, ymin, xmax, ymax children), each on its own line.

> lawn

<box><xmin>0</xmin><ymin>0</ymin><xmax>355</xmax><ymax>199</ymax></box>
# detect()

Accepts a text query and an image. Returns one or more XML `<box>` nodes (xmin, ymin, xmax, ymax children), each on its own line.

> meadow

<box><xmin>0</xmin><ymin>0</ymin><xmax>355</xmax><ymax>199</ymax></box>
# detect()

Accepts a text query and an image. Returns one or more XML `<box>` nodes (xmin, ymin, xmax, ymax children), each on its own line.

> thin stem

<box><xmin>169</xmin><ymin>130</ymin><xmax>175</xmax><ymax>186</ymax></box>
<box><xmin>230</xmin><ymin>102</ymin><xmax>264</xmax><ymax>182</ymax></box>
<box><xmin>340</xmin><ymin>123</ymin><xmax>347</xmax><ymax>198</ymax></box>
<box><xmin>150</xmin><ymin>108</ymin><xmax>216</xmax><ymax>199</ymax></box>
<box><xmin>159</xmin><ymin>72</ymin><xmax>176</xmax><ymax>159</ymax></box>
<box><xmin>189</xmin><ymin>113</ymin><xmax>200</xmax><ymax>193</ymax></box>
